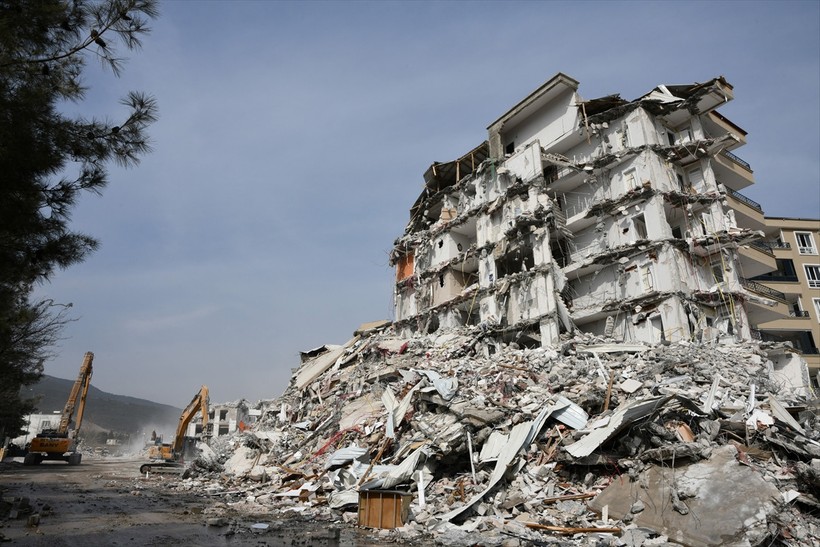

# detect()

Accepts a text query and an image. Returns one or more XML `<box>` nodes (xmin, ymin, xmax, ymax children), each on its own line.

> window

<box><xmin>752</xmin><ymin>258</ymin><xmax>798</xmax><ymax>282</ymax></box>
<box><xmin>813</xmin><ymin>298</ymin><xmax>820</xmax><ymax>321</ymax></box>
<box><xmin>671</xmin><ymin>226</ymin><xmax>683</xmax><ymax>239</ymax></box>
<box><xmin>505</xmin><ymin>141</ymin><xmax>515</xmax><ymax>155</ymax></box>
<box><xmin>795</xmin><ymin>232</ymin><xmax>817</xmax><ymax>255</ymax></box>
<box><xmin>633</xmin><ymin>214</ymin><xmax>648</xmax><ymax>240</ymax></box>
<box><xmin>806</xmin><ymin>265</ymin><xmax>820</xmax><ymax>289</ymax></box>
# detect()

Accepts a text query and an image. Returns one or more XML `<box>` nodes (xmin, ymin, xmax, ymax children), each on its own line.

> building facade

<box><xmin>187</xmin><ymin>400</ymin><xmax>250</xmax><ymax>438</ymax></box>
<box><xmin>753</xmin><ymin>217</ymin><xmax>820</xmax><ymax>379</ymax></box>
<box><xmin>391</xmin><ymin>74</ymin><xmax>785</xmax><ymax>349</ymax></box>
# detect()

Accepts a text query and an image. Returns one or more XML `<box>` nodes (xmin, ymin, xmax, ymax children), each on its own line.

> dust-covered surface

<box><xmin>0</xmin><ymin>457</ymin><xmax>393</xmax><ymax>546</ymax></box>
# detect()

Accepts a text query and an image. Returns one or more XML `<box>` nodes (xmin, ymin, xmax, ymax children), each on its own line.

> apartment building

<box><xmin>752</xmin><ymin>217</ymin><xmax>820</xmax><ymax>378</ymax></box>
<box><xmin>390</xmin><ymin>73</ymin><xmax>786</xmax><ymax>349</ymax></box>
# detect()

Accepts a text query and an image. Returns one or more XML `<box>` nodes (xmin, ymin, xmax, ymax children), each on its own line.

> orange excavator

<box><xmin>24</xmin><ymin>352</ymin><xmax>94</xmax><ymax>466</ymax></box>
<box><xmin>140</xmin><ymin>385</ymin><xmax>209</xmax><ymax>473</ymax></box>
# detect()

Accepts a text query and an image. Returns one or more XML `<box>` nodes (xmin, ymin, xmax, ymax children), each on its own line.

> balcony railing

<box><xmin>751</xmin><ymin>273</ymin><xmax>799</xmax><ymax>283</ymax></box>
<box><xmin>789</xmin><ymin>310</ymin><xmax>810</xmax><ymax>318</ymax></box>
<box><xmin>552</xmin><ymin>207</ymin><xmax>566</xmax><ymax>230</ymax></box>
<box><xmin>769</xmin><ymin>241</ymin><xmax>791</xmax><ymax>250</ymax></box>
<box><xmin>739</xmin><ymin>277</ymin><xmax>787</xmax><ymax>303</ymax></box>
<box><xmin>726</xmin><ymin>187</ymin><xmax>763</xmax><ymax>212</ymax></box>
<box><xmin>721</xmin><ymin>150</ymin><xmax>753</xmax><ymax>172</ymax></box>
<box><xmin>749</xmin><ymin>240</ymin><xmax>775</xmax><ymax>255</ymax></box>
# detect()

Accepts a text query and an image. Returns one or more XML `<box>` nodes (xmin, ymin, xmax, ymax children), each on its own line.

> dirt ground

<box><xmin>0</xmin><ymin>457</ymin><xmax>391</xmax><ymax>546</ymax></box>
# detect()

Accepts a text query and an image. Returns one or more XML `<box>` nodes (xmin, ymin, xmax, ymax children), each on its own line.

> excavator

<box><xmin>140</xmin><ymin>385</ymin><xmax>209</xmax><ymax>474</ymax></box>
<box><xmin>24</xmin><ymin>352</ymin><xmax>94</xmax><ymax>466</ymax></box>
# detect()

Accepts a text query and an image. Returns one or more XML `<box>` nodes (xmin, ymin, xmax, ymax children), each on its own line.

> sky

<box><xmin>36</xmin><ymin>0</ymin><xmax>820</xmax><ymax>408</ymax></box>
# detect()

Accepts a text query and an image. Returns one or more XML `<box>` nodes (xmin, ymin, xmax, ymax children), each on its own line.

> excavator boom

<box><xmin>58</xmin><ymin>352</ymin><xmax>94</xmax><ymax>435</ymax></box>
<box><xmin>172</xmin><ymin>385</ymin><xmax>209</xmax><ymax>454</ymax></box>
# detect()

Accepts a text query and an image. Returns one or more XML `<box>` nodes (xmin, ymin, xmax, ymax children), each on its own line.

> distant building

<box><xmin>11</xmin><ymin>412</ymin><xmax>62</xmax><ymax>446</ymax></box>
<box><xmin>392</xmin><ymin>73</ymin><xmax>787</xmax><ymax>349</ymax></box>
<box><xmin>188</xmin><ymin>400</ymin><xmax>250</xmax><ymax>437</ymax></box>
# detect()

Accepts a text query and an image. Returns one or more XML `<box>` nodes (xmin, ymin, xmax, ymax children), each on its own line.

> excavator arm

<box><xmin>171</xmin><ymin>385</ymin><xmax>209</xmax><ymax>455</ymax></box>
<box><xmin>58</xmin><ymin>352</ymin><xmax>94</xmax><ymax>436</ymax></box>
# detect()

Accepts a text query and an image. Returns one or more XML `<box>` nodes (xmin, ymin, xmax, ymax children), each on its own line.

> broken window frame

<box><xmin>632</xmin><ymin>214</ymin><xmax>648</xmax><ymax>240</ymax></box>
<box><xmin>687</xmin><ymin>166</ymin><xmax>705</xmax><ymax>193</ymax></box>
<box><xmin>623</xmin><ymin>168</ymin><xmax>638</xmax><ymax>192</ymax></box>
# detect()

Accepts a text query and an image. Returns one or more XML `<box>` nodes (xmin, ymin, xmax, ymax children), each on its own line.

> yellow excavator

<box><xmin>24</xmin><ymin>352</ymin><xmax>94</xmax><ymax>466</ymax></box>
<box><xmin>140</xmin><ymin>385</ymin><xmax>209</xmax><ymax>473</ymax></box>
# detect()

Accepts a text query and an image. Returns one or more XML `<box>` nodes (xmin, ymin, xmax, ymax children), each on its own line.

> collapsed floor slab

<box><xmin>590</xmin><ymin>445</ymin><xmax>781</xmax><ymax>547</ymax></box>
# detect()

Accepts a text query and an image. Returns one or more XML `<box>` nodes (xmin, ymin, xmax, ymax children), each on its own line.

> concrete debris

<box><xmin>162</xmin><ymin>324</ymin><xmax>819</xmax><ymax>546</ymax></box>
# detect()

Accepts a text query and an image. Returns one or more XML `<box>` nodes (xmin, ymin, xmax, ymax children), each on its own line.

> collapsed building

<box><xmin>391</xmin><ymin>73</ymin><xmax>786</xmax><ymax>352</ymax></box>
<box><xmin>152</xmin><ymin>75</ymin><xmax>819</xmax><ymax>546</ymax></box>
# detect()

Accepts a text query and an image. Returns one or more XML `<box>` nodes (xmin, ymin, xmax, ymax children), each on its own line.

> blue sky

<box><xmin>38</xmin><ymin>0</ymin><xmax>820</xmax><ymax>407</ymax></box>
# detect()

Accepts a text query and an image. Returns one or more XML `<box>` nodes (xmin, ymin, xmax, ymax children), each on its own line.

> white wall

<box><xmin>502</xmin><ymin>89</ymin><xmax>578</xmax><ymax>153</ymax></box>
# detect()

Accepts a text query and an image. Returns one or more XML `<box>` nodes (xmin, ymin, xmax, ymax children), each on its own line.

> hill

<box><xmin>23</xmin><ymin>375</ymin><xmax>182</xmax><ymax>438</ymax></box>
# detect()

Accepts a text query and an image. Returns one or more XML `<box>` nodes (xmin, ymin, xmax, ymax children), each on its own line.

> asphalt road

<box><xmin>0</xmin><ymin>457</ymin><xmax>382</xmax><ymax>546</ymax></box>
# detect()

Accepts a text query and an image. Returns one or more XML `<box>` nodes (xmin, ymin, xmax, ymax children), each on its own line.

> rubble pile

<box><xmin>174</xmin><ymin>324</ymin><xmax>819</xmax><ymax>546</ymax></box>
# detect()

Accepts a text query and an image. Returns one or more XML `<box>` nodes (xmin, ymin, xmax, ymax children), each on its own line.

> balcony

<box><xmin>725</xmin><ymin>187</ymin><xmax>765</xmax><ymax>230</ymax></box>
<box><xmin>721</xmin><ymin>150</ymin><xmax>752</xmax><ymax>172</ymax></box>
<box><xmin>789</xmin><ymin>310</ymin><xmax>810</xmax><ymax>318</ymax></box>
<box><xmin>713</xmin><ymin>150</ymin><xmax>755</xmax><ymax>191</ymax></box>
<box><xmin>739</xmin><ymin>277</ymin><xmax>787</xmax><ymax>304</ymax></box>
<box><xmin>738</xmin><ymin>240</ymin><xmax>776</xmax><ymax>278</ymax></box>
<box><xmin>725</xmin><ymin>187</ymin><xmax>762</xmax><ymax>212</ymax></box>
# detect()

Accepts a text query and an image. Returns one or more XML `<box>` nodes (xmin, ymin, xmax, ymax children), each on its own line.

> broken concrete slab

<box><xmin>590</xmin><ymin>445</ymin><xmax>781</xmax><ymax>546</ymax></box>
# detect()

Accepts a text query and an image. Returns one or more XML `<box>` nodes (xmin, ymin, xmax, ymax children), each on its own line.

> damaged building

<box><xmin>391</xmin><ymin>73</ymin><xmax>788</xmax><ymax>351</ymax></box>
<box><xmin>118</xmin><ymin>74</ymin><xmax>819</xmax><ymax>547</ymax></box>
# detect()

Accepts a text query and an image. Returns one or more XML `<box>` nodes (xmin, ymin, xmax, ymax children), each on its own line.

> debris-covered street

<box><xmin>0</xmin><ymin>458</ymin><xmax>386</xmax><ymax>546</ymax></box>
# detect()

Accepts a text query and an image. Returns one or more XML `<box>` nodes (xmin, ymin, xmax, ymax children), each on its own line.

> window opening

<box><xmin>688</xmin><ymin>167</ymin><xmax>704</xmax><ymax>193</ymax></box>
<box><xmin>640</xmin><ymin>265</ymin><xmax>654</xmax><ymax>291</ymax></box>
<box><xmin>623</xmin><ymin>169</ymin><xmax>637</xmax><ymax>191</ymax></box>
<box><xmin>544</xmin><ymin>164</ymin><xmax>558</xmax><ymax>184</ymax></box>
<box><xmin>633</xmin><ymin>214</ymin><xmax>648</xmax><ymax>240</ymax></box>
